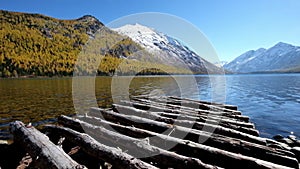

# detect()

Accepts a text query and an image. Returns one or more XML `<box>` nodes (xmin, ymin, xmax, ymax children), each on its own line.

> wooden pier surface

<box><xmin>3</xmin><ymin>96</ymin><xmax>300</xmax><ymax>169</ymax></box>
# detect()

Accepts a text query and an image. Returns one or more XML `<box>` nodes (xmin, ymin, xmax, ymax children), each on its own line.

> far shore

<box><xmin>1</xmin><ymin>72</ymin><xmax>300</xmax><ymax>80</ymax></box>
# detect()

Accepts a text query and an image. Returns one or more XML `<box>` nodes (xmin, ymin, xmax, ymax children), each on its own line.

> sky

<box><xmin>1</xmin><ymin>0</ymin><xmax>300</xmax><ymax>62</ymax></box>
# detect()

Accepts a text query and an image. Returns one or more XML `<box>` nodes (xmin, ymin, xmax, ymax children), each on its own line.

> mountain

<box><xmin>224</xmin><ymin>42</ymin><xmax>300</xmax><ymax>73</ymax></box>
<box><xmin>224</xmin><ymin>48</ymin><xmax>266</xmax><ymax>72</ymax></box>
<box><xmin>0</xmin><ymin>10</ymin><xmax>191</xmax><ymax>77</ymax></box>
<box><xmin>0</xmin><ymin>10</ymin><xmax>103</xmax><ymax>77</ymax></box>
<box><xmin>0</xmin><ymin>10</ymin><xmax>223</xmax><ymax>77</ymax></box>
<box><xmin>214</xmin><ymin>61</ymin><xmax>228</xmax><ymax>67</ymax></box>
<box><xmin>113</xmin><ymin>24</ymin><xmax>223</xmax><ymax>74</ymax></box>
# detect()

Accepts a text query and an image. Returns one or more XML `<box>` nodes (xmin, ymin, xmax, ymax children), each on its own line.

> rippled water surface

<box><xmin>0</xmin><ymin>74</ymin><xmax>299</xmax><ymax>139</ymax></box>
<box><xmin>224</xmin><ymin>74</ymin><xmax>300</xmax><ymax>138</ymax></box>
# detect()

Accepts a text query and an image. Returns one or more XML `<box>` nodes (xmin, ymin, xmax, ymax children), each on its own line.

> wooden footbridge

<box><xmin>5</xmin><ymin>96</ymin><xmax>300</xmax><ymax>169</ymax></box>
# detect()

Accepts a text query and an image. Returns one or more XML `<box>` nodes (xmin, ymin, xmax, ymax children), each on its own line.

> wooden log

<box><xmin>9</xmin><ymin>121</ymin><xmax>85</xmax><ymax>169</ymax></box>
<box><xmin>131</xmin><ymin>95</ymin><xmax>238</xmax><ymax>110</ymax></box>
<box><xmin>44</xmin><ymin>125</ymin><xmax>159</xmax><ymax>169</ymax></box>
<box><xmin>112</xmin><ymin>104</ymin><xmax>264</xmax><ymax>145</ymax></box>
<box><xmin>164</xmin><ymin>96</ymin><xmax>240</xmax><ymax>113</ymax></box>
<box><xmin>155</xmin><ymin>109</ymin><xmax>293</xmax><ymax>156</ymax></box>
<box><xmin>79</xmin><ymin>114</ymin><xmax>296</xmax><ymax>159</ymax></box>
<box><xmin>57</xmin><ymin>116</ymin><xmax>223</xmax><ymax>169</ymax></box>
<box><xmin>144</xmin><ymin>96</ymin><xmax>241</xmax><ymax>115</ymax></box>
<box><xmin>89</xmin><ymin>107</ymin><xmax>255</xmax><ymax>145</ymax></box>
<box><xmin>88</xmin><ymin>108</ymin><xmax>298</xmax><ymax>167</ymax></box>
<box><xmin>154</xmin><ymin>111</ymin><xmax>260</xmax><ymax>137</ymax></box>
<box><xmin>121</xmin><ymin>100</ymin><xmax>256</xmax><ymax>130</ymax></box>
<box><xmin>125</xmin><ymin>99</ymin><xmax>248</xmax><ymax>123</ymax></box>
<box><xmin>167</xmin><ymin>96</ymin><xmax>238</xmax><ymax>110</ymax></box>
<box><xmin>59</xmin><ymin>115</ymin><xmax>297</xmax><ymax>169</ymax></box>
<box><xmin>159</xmin><ymin>98</ymin><xmax>289</xmax><ymax>151</ymax></box>
<box><xmin>133</xmin><ymin>98</ymin><xmax>242</xmax><ymax>117</ymax></box>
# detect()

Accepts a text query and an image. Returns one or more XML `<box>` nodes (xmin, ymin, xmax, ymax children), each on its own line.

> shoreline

<box><xmin>1</xmin><ymin>72</ymin><xmax>300</xmax><ymax>79</ymax></box>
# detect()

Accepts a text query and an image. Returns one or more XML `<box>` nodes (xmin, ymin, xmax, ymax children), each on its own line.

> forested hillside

<box><xmin>0</xmin><ymin>10</ymin><xmax>191</xmax><ymax>77</ymax></box>
<box><xmin>0</xmin><ymin>10</ymin><xmax>98</xmax><ymax>77</ymax></box>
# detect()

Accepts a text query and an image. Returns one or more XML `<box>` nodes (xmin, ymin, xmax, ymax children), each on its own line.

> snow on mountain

<box><xmin>224</xmin><ymin>48</ymin><xmax>266</xmax><ymax>72</ymax></box>
<box><xmin>113</xmin><ymin>24</ymin><xmax>223</xmax><ymax>74</ymax></box>
<box><xmin>214</xmin><ymin>61</ymin><xmax>229</xmax><ymax>67</ymax></box>
<box><xmin>224</xmin><ymin>42</ymin><xmax>300</xmax><ymax>73</ymax></box>
<box><xmin>113</xmin><ymin>24</ymin><xmax>165</xmax><ymax>51</ymax></box>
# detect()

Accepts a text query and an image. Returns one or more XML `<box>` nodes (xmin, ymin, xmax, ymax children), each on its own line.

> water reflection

<box><xmin>0</xmin><ymin>74</ymin><xmax>299</xmax><ymax>139</ymax></box>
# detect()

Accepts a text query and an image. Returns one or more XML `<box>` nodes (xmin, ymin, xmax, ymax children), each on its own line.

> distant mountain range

<box><xmin>224</xmin><ymin>42</ymin><xmax>300</xmax><ymax>73</ymax></box>
<box><xmin>0</xmin><ymin>10</ymin><xmax>222</xmax><ymax>77</ymax></box>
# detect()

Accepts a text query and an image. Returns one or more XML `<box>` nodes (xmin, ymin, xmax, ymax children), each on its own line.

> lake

<box><xmin>0</xmin><ymin>74</ymin><xmax>299</xmax><ymax>139</ymax></box>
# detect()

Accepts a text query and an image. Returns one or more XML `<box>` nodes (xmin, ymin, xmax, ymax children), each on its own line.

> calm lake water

<box><xmin>0</xmin><ymin>74</ymin><xmax>299</xmax><ymax>139</ymax></box>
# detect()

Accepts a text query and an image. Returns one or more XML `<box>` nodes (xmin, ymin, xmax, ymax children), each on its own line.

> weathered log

<box><xmin>167</xmin><ymin>96</ymin><xmax>238</xmax><ymax>110</ymax></box>
<box><xmin>57</xmin><ymin>116</ymin><xmax>223</xmax><ymax>169</ymax></box>
<box><xmin>89</xmin><ymin>107</ymin><xmax>255</xmax><ymax>146</ymax></box>
<box><xmin>9</xmin><ymin>121</ymin><xmax>85</xmax><ymax>169</ymax></box>
<box><xmin>133</xmin><ymin>98</ymin><xmax>242</xmax><ymax>117</ymax></box>
<box><xmin>112</xmin><ymin>104</ymin><xmax>264</xmax><ymax>145</ymax></box>
<box><xmin>131</xmin><ymin>95</ymin><xmax>238</xmax><ymax>110</ymax></box>
<box><xmin>124</xmin><ymin>99</ymin><xmax>250</xmax><ymax>125</ymax></box>
<box><xmin>143</xmin><ymin>97</ymin><xmax>242</xmax><ymax>116</ymax></box>
<box><xmin>121</xmin><ymin>100</ymin><xmax>256</xmax><ymax>130</ymax></box>
<box><xmin>135</xmin><ymin>96</ymin><xmax>238</xmax><ymax>114</ymax></box>
<box><xmin>154</xmin><ymin>110</ymin><xmax>260</xmax><ymax>136</ymax></box>
<box><xmin>163</xmin><ymin>96</ymin><xmax>240</xmax><ymax>113</ymax></box>
<box><xmin>124</xmin><ymin>99</ymin><xmax>247</xmax><ymax>122</ymax></box>
<box><xmin>80</xmin><ymin>114</ymin><xmax>296</xmax><ymax>159</ymax></box>
<box><xmin>44</xmin><ymin>125</ymin><xmax>159</xmax><ymax>169</ymax></box>
<box><xmin>59</xmin><ymin>115</ymin><xmax>296</xmax><ymax>169</ymax></box>
<box><xmin>87</xmin><ymin>108</ymin><xmax>298</xmax><ymax>168</ymax></box>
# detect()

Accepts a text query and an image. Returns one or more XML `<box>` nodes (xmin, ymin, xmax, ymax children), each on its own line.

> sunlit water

<box><xmin>0</xmin><ymin>74</ymin><xmax>299</xmax><ymax>139</ymax></box>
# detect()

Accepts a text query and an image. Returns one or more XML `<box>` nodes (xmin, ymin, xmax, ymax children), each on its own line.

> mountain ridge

<box><xmin>0</xmin><ymin>10</ymin><xmax>224</xmax><ymax>77</ymax></box>
<box><xmin>0</xmin><ymin>10</ymin><xmax>192</xmax><ymax>77</ymax></box>
<box><xmin>113</xmin><ymin>23</ymin><xmax>223</xmax><ymax>74</ymax></box>
<box><xmin>224</xmin><ymin>42</ymin><xmax>300</xmax><ymax>73</ymax></box>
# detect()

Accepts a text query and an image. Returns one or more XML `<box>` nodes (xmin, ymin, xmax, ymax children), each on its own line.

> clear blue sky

<box><xmin>2</xmin><ymin>0</ymin><xmax>300</xmax><ymax>62</ymax></box>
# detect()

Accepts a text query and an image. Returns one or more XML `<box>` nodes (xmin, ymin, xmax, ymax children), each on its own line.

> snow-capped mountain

<box><xmin>113</xmin><ymin>24</ymin><xmax>223</xmax><ymax>74</ymax></box>
<box><xmin>224</xmin><ymin>48</ymin><xmax>266</xmax><ymax>72</ymax></box>
<box><xmin>224</xmin><ymin>42</ymin><xmax>300</xmax><ymax>73</ymax></box>
<box><xmin>214</xmin><ymin>61</ymin><xmax>229</xmax><ymax>67</ymax></box>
